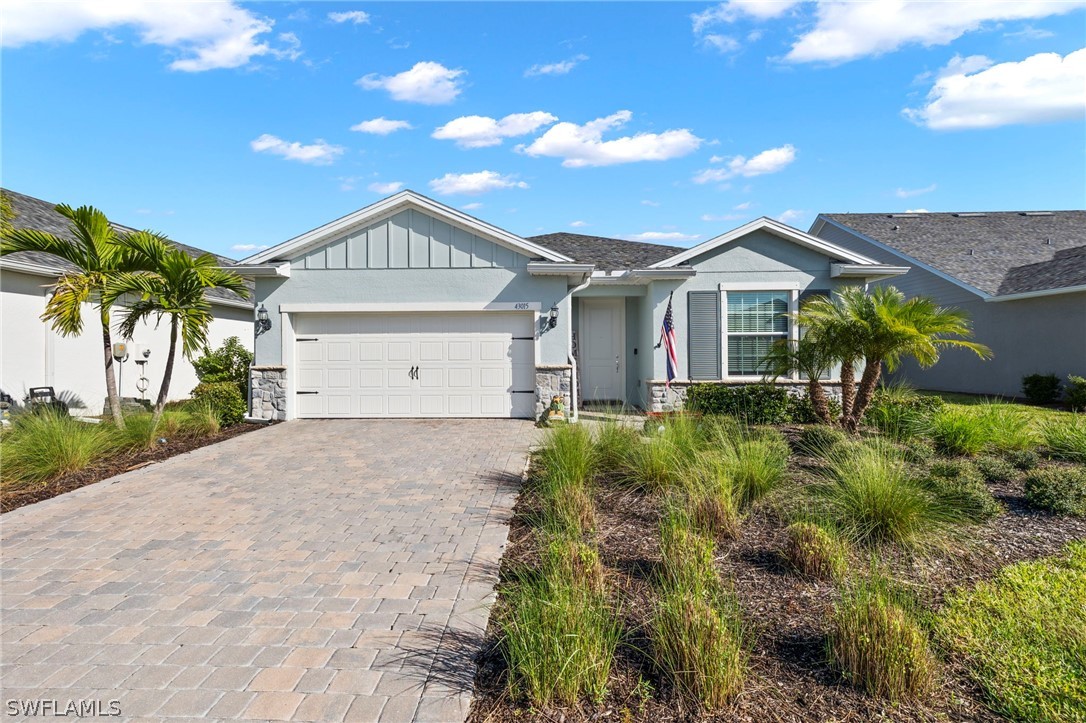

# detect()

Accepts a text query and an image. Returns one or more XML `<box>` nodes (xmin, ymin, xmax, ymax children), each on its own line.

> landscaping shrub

<box><xmin>1004</xmin><ymin>448</ymin><xmax>1040</xmax><ymax>471</ymax></box>
<box><xmin>191</xmin><ymin>381</ymin><xmax>246</xmax><ymax>427</ymax></box>
<box><xmin>797</xmin><ymin>425</ymin><xmax>848</xmax><ymax>458</ymax></box>
<box><xmin>864</xmin><ymin>385</ymin><xmax>943</xmax><ymax>441</ymax></box>
<box><xmin>920</xmin><ymin>460</ymin><xmax>1002</xmax><ymax>522</ymax></box>
<box><xmin>828</xmin><ymin>571</ymin><xmax>936</xmax><ymax>700</ymax></box>
<box><xmin>1066</xmin><ymin>375</ymin><xmax>1086</xmax><ymax>411</ymax></box>
<box><xmin>685</xmin><ymin>383</ymin><xmax>793</xmax><ymax>425</ymax></box>
<box><xmin>785</xmin><ymin>522</ymin><xmax>848</xmax><ymax>581</ymax></box>
<box><xmin>1021</xmin><ymin>373</ymin><xmax>1062</xmax><ymax>405</ymax></box>
<box><xmin>900</xmin><ymin>438</ymin><xmax>937</xmax><ymax>467</ymax></box>
<box><xmin>974</xmin><ymin>455</ymin><xmax>1017</xmax><ymax>483</ymax></box>
<box><xmin>1023</xmin><ymin>467</ymin><xmax>1086</xmax><ymax>516</ymax></box>
<box><xmin>813</xmin><ymin>439</ymin><xmax>962</xmax><ymax>549</ymax></box>
<box><xmin>1041</xmin><ymin>414</ymin><xmax>1086</xmax><ymax>463</ymax></box>
<box><xmin>0</xmin><ymin>410</ymin><xmax>118</xmax><ymax>484</ymax></box>
<box><xmin>724</xmin><ymin>432</ymin><xmax>789</xmax><ymax>508</ymax></box>
<box><xmin>498</xmin><ymin>563</ymin><xmax>620</xmax><ymax>706</ymax></box>
<box><xmin>193</xmin><ymin>335</ymin><xmax>253</xmax><ymax>398</ymax></box>
<box><xmin>936</xmin><ymin>541</ymin><xmax>1086</xmax><ymax>722</ymax></box>
<box><xmin>789</xmin><ymin>392</ymin><xmax>842</xmax><ymax>425</ymax></box>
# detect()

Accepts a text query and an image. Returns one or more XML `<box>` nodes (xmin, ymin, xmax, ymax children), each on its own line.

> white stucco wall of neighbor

<box><xmin>1</xmin><ymin>269</ymin><xmax>254</xmax><ymax>414</ymax></box>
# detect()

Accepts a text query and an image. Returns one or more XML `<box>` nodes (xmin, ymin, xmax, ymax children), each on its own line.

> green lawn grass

<box><xmin>936</xmin><ymin>541</ymin><xmax>1086</xmax><ymax>722</ymax></box>
<box><xmin>922</xmin><ymin>390</ymin><xmax>1075</xmax><ymax>424</ymax></box>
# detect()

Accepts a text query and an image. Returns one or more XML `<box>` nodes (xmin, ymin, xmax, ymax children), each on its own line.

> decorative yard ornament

<box><xmin>546</xmin><ymin>395</ymin><xmax>566</xmax><ymax>422</ymax></box>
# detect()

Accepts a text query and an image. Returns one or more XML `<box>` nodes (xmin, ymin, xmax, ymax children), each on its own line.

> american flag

<box><xmin>656</xmin><ymin>292</ymin><xmax>678</xmax><ymax>388</ymax></box>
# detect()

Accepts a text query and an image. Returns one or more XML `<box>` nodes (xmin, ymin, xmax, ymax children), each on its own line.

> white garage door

<box><xmin>293</xmin><ymin>312</ymin><xmax>536</xmax><ymax>419</ymax></box>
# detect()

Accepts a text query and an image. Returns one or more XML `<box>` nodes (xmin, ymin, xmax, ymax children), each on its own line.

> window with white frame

<box><xmin>724</xmin><ymin>290</ymin><xmax>791</xmax><ymax>377</ymax></box>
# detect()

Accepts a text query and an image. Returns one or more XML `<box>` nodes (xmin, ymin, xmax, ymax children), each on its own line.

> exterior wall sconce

<box><xmin>255</xmin><ymin>304</ymin><xmax>272</xmax><ymax>336</ymax></box>
<box><xmin>548</xmin><ymin>306</ymin><xmax>559</xmax><ymax>329</ymax></box>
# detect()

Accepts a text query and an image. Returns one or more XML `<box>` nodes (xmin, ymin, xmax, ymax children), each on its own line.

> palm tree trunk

<box><xmin>806</xmin><ymin>378</ymin><xmax>833</xmax><ymax>424</ymax></box>
<box><xmin>101</xmin><ymin>310</ymin><xmax>125</xmax><ymax>430</ymax></box>
<box><xmin>152</xmin><ymin>316</ymin><xmax>178</xmax><ymax>426</ymax></box>
<box><xmin>839</xmin><ymin>356</ymin><xmax>856</xmax><ymax>427</ymax></box>
<box><xmin>846</xmin><ymin>359</ymin><xmax>883</xmax><ymax>432</ymax></box>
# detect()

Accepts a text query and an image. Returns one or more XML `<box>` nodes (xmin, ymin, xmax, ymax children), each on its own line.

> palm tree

<box><xmin>105</xmin><ymin>232</ymin><xmax>249</xmax><ymax>425</ymax></box>
<box><xmin>762</xmin><ymin>335</ymin><xmax>838</xmax><ymax>424</ymax></box>
<box><xmin>0</xmin><ymin>205</ymin><xmax>136</xmax><ymax>428</ymax></box>
<box><xmin>792</xmin><ymin>290</ymin><xmax>865</xmax><ymax>424</ymax></box>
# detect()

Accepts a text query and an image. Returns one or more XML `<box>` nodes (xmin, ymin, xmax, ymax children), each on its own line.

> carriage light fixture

<box><xmin>255</xmin><ymin>304</ymin><xmax>272</xmax><ymax>336</ymax></box>
<box><xmin>548</xmin><ymin>306</ymin><xmax>559</xmax><ymax>329</ymax></box>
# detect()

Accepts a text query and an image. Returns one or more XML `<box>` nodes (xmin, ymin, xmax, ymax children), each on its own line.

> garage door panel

<box><xmin>295</xmin><ymin>312</ymin><xmax>534</xmax><ymax>419</ymax></box>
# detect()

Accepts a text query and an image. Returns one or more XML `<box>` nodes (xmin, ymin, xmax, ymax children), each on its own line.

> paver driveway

<box><xmin>1</xmin><ymin>419</ymin><xmax>536</xmax><ymax>721</ymax></box>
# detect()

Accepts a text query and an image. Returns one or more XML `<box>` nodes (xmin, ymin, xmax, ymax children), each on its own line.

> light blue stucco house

<box><xmin>234</xmin><ymin>191</ymin><xmax>906</xmax><ymax>421</ymax></box>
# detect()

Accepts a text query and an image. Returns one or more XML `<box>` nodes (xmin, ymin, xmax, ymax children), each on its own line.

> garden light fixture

<box><xmin>255</xmin><ymin>304</ymin><xmax>272</xmax><ymax>336</ymax></box>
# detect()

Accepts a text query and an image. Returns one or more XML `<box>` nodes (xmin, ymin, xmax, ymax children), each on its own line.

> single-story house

<box><xmin>810</xmin><ymin>211</ymin><xmax>1086</xmax><ymax>398</ymax></box>
<box><xmin>235</xmin><ymin>190</ymin><xmax>906</xmax><ymax>421</ymax></box>
<box><xmin>0</xmin><ymin>189</ymin><xmax>255</xmax><ymax>415</ymax></box>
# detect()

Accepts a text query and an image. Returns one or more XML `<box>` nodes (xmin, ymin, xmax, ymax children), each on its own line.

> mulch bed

<box><xmin>469</xmin><ymin>432</ymin><xmax>1086</xmax><ymax>723</ymax></box>
<box><xmin>1</xmin><ymin>422</ymin><xmax>266</xmax><ymax>514</ymax></box>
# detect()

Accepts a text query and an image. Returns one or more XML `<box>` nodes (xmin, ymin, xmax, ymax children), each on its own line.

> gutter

<box><xmin>221</xmin><ymin>262</ymin><xmax>292</xmax><ymax>278</ymax></box>
<box><xmin>986</xmin><ymin>284</ymin><xmax>1086</xmax><ymax>302</ymax></box>
<box><xmin>830</xmin><ymin>263</ymin><xmax>911</xmax><ymax>281</ymax></box>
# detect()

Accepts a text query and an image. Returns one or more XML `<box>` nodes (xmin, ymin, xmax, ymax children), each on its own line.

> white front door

<box><xmin>292</xmin><ymin>312</ymin><xmax>535</xmax><ymax>418</ymax></box>
<box><xmin>580</xmin><ymin>298</ymin><xmax>624</xmax><ymax>402</ymax></box>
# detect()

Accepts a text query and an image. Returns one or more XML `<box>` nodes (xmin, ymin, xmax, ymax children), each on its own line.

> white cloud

<box><xmin>905</xmin><ymin>208</ymin><xmax>930</xmax><ymax>213</ymax></box>
<box><xmin>777</xmin><ymin>209</ymin><xmax>805</xmax><ymax>224</ymax></box>
<box><xmin>733</xmin><ymin>201</ymin><xmax>752</xmax><ymax>210</ymax></box>
<box><xmin>433</xmin><ymin>112</ymin><xmax>558</xmax><ymax>149</ymax></box>
<box><xmin>328</xmin><ymin>10</ymin><xmax>370</xmax><ymax>25</ymax></box>
<box><xmin>627</xmin><ymin>231</ymin><xmax>701</xmax><ymax>243</ymax></box>
<box><xmin>232</xmin><ymin>243</ymin><xmax>269</xmax><ymax>252</ymax></box>
<box><xmin>357</xmin><ymin>61</ymin><xmax>465</xmax><ymax>104</ymax></box>
<box><xmin>461</xmin><ymin>202</ymin><xmax>483</xmax><ymax>210</ymax></box>
<box><xmin>250</xmin><ymin>134</ymin><xmax>345</xmax><ymax>165</ymax></box>
<box><xmin>368</xmin><ymin>181</ymin><xmax>404</xmax><ymax>194</ymax></box>
<box><xmin>895</xmin><ymin>183</ymin><xmax>937</xmax><ymax>198</ymax></box>
<box><xmin>641</xmin><ymin>200</ymin><xmax>661</xmax><ymax>207</ymax></box>
<box><xmin>709</xmin><ymin>154</ymin><xmax>726</xmax><ymax>163</ymax></box>
<box><xmin>570</xmin><ymin>220</ymin><xmax>588</xmax><ymax>228</ymax></box>
<box><xmin>428</xmin><ymin>171</ymin><xmax>528</xmax><ymax>196</ymax></box>
<box><xmin>1004</xmin><ymin>26</ymin><xmax>1055</xmax><ymax>41</ymax></box>
<box><xmin>785</xmin><ymin>1</ymin><xmax>1084</xmax><ymax>64</ymax></box>
<box><xmin>691</xmin><ymin>1</ymin><xmax>799</xmax><ymax>51</ymax></box>
<box><xmin>350</xmin><ymin>117</ymin><xmax>413</xmax><ymax>135</ymax></box>
<box><xmin>519</xmin><ymin>110</ymin><xmax>702</xmax><ymax>168</ymax></box>
<box><xmin>693</xmin><ymin>143</ymin><xmax>796</xmax><ymax>183</ymax></box>
<box><xmin>701</xmin><ymin>213</ymin><xmax>744</xmax><ymax>221</ymax></box>
<box><xmin>338</xmin><ymin>176</ymin><xmax>361</xmax><ymax>191</ymax></box>
<box><xmin>701</xmin><ymin>34</ymin><xmax>741</xmax><ymax>53</ymax></box>
<box><xmin>904</xmin><ymin>49</ymin><xmax>1086</xmax><ymax>130</ymax></box>
<box><xmin>525</xmin><ymin>54</ymin><xmax>588</xmax><ymax>77</ymax></box>
<box><xmin>2</xmin><ymin>0</ymin><xmax>300</xmax><ymax>71</ymax></box>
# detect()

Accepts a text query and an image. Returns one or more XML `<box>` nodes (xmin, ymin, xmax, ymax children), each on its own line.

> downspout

<box><xmin>567</xmin><ymin>272</ymin><xmax>593</xmax><ymax>422</ymax></box>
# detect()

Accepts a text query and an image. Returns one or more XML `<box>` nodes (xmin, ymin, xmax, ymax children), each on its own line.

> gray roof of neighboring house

<box><xmin>821</xmin><ymin>211</ymin><xmax>1086</xmax><ymax>296</ymax></box>
<box><xmin>527</xmin><ymin>232</ymin><xmax>683</xmax><ymax>269</ymax></box>
<box><xmin>2</xmin><ymin>189</ymin><xmax>252</xmax><ymax>305</ymax></box>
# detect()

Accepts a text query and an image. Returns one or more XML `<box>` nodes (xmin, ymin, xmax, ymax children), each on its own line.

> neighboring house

<box><xmin>810</xmin><ymin>211</ymin><xmax>1086</xmax><ymax>398</ymax></box>
<box><xmin>0</xmin><ymin>189</ymin><xmax>255</xmax><ymax>414</ymax></box>
<box><xmin>235</xmin><ymin>190</ymin><xmax>904</xmax><ymax>421</ymax></box>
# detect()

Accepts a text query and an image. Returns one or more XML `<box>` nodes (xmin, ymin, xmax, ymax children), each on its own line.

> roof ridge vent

<box><xmin>1021</xmin><ymin>211</ymin><xmax>1054</xmax><ymax>216</ymax></box>
<box><xmin>889</xmin><ymin>213</ymin><xmax>919</xmax><ymax>218</ymax></box>
<box><xmin>953</xmin><ymin>212</ymin><xmax>986</xmax><ymax>217</ymax></box>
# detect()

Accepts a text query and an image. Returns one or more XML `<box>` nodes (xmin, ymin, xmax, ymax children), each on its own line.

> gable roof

<box><xmin>648</xmin><ymin>216</ymin><xmax>879</xmax><ymax>268</ymax></box>
<box><xmin>1</xmin><ymin>188</ymin><xmax>252</xmax><ymax>307</ymax></box>
<box><xmin>818</xmin><ymin>211</ymin><xmax>1086</xmax><ymax>297</ymax></box>
<box><xmin>526</xmin><ymin>232</ymin><xmax>683</xmax><ymax>270</ymax></box>
<box><xmin>241</xmin><ymin>190</ymin><xmax>572</xmax><ymax>265</ymax></box>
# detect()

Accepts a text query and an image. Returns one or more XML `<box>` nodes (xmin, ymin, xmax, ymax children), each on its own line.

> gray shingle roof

<box><xmin>527</xmin><ymin>232</ymin><xmax>682</xmax><ymax>269</ymax></box>
<box><xmin>822</xmin><ymin>211</ymin><xmax>1086</xmax><ymax>296</ymax></box>
<box><xmin>2</xmin><ymin>189</ymin><xmax>252</xmax><ymax>305</ymax></box>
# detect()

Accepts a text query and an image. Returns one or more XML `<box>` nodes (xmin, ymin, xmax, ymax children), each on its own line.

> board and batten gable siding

<box><xmin>291</xmin><ymin>208</ymin><xmax>530</xmax><ymax>271</ymax></box>
<box><xmin>811</xmin><ymin>218</ymin><xmax>982</xmax><ymax>305</ymax></box>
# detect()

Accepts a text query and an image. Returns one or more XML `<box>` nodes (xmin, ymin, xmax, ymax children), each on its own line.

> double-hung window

<box><xmin>724</xmin><ymin>291</ymin><xmax>790</xmax><ymax>377</ymax></box>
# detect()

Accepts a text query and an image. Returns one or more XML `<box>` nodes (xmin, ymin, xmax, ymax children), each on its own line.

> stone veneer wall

<box><xmin>535</xmin><ymin>365</ymin><xmax>572</xmax><ymax>419</ymax></box>
<box><xmin>646</xmin><ymin>379</ymin><xmax>844</xmax><ymax>414</ymax></box>
<box><xmin>250</xmin><ymin>365</ymin><xmax>287</xmax><ymax>421</ymax></box>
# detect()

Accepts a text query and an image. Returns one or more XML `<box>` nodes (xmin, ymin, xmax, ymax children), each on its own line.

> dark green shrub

<box><xmin>789</xmin><ymin>393</ymin><xmax>842</xmax><ymax>425</ymax></box>
<box><xmin>685</xmin><ymin>384</ymin><xmax>792</xmax><ymax>425</ymax></box>
<box><xmin>921</xmin><ymin>460</ymin><xmax>1003</xmax><ymax>522</ymax></box>
<box><xmin>1021</xmin><ymin>374</ymin><xmax>1062</xmax><ymax>405</ymax></box>
<box><xmin>193</xmin><ymin>336</ymin><xmax>253</xmax><ymax>398</ymax></box>
<box><xmin>1066</xmin><ymin>375</ymin><xmax>1086</xmax><ymax>411</ymax></box>
<box><xmin>975</xmin><ymin>456</ymin><xmax>1017</xmax><ymax>483</ymax></box>
<box><xmin>1023</xmin><ymin>467</ymin><xmax>1086</xmax><ymax>516</ymax></box>
<box><xmin>797</xmin><ymin>425</ymin><xmax>848</xmax><ymax>457</ymax></box>
<box><xmin>191</xmin><ymin>382</ymin><xmax>246</xmax><ymax>426</ymax></box>
<box><xmin>865</xmin><ymin>386</ymin><xmax>944</xmax><ymax>440</ymax></box>
<box><xmin>900</xmin><ymin>439</ymin><xmax>937</xmax><ymax>467</ymax></box>
<box><xmin>1004</xmin><ymin>449</ymin><xmax>1040</xmax><ymax>470</ymax></box>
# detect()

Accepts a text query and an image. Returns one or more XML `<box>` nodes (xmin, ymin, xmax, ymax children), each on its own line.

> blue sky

<box><xmin>3</xmin><ymin>1</ymin><xmax>1084</xmax><ymax>258</ymax></box>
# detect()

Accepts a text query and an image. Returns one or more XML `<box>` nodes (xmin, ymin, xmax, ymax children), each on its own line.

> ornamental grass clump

<box><xmin>1040</xmin><ymin>414</ymin><xmax>1086</xmax><ymax>463</ymax></box>
<box><xmin>722</xmin><ymin>431</ymin><xmax>789</xmax><ymax>508</ymax></box>
<box><xmin>797</xmin><ymin>424</ymin><xmax>848</xmax><ymax>458</ymax></box>
<box><xmin>624</xmin><ymin>415</ymin><xmax>707</xmax><ymax>492</ymax></box>
<box><xmin>930</xmin><ymin>407</ymin><xmax>988</xmax><ymax>456</ymax></box>
<box><xmin>0</xmin><ymin>410</ymin><xmax>119</xmax><ymax>485</ymax></box>
<box><xmin>828</xmin><ymin>570</ymin><xmax>936</xmax><ymax>700</ymax></box>
<box><xmin>976</xmin><ymin>402</ymin><xmax>1039</xmax><ymax>453</ymax></box>
<box><xmin>593</xmin><ymin>418</ymin><xmax>640</xmax><ymax>476</ymax></box>
<box><xmin>812</xmin><ymin>439</ymin><xmax>963</xmax><ymax>549</ymax></box>
<box><xmin>533</xmin><ymin>424</ymin><xmax>599</xmax><ymax>536</ymax></box>
<box><xmin>785</xmin><ymin>521</ymin><xmax>848</xmax><ymax>581</ymax></box>
<box><xmin>682</xmin><ymin>455</ymin><xmax>741</xmax><ymax>540</ymax></box>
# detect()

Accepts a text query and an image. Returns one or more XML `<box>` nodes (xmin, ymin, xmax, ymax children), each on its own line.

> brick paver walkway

<box><xmin>1</xmin><ymin>419</ymin><xmax>536</xmax><ymax>721</ymax></box>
